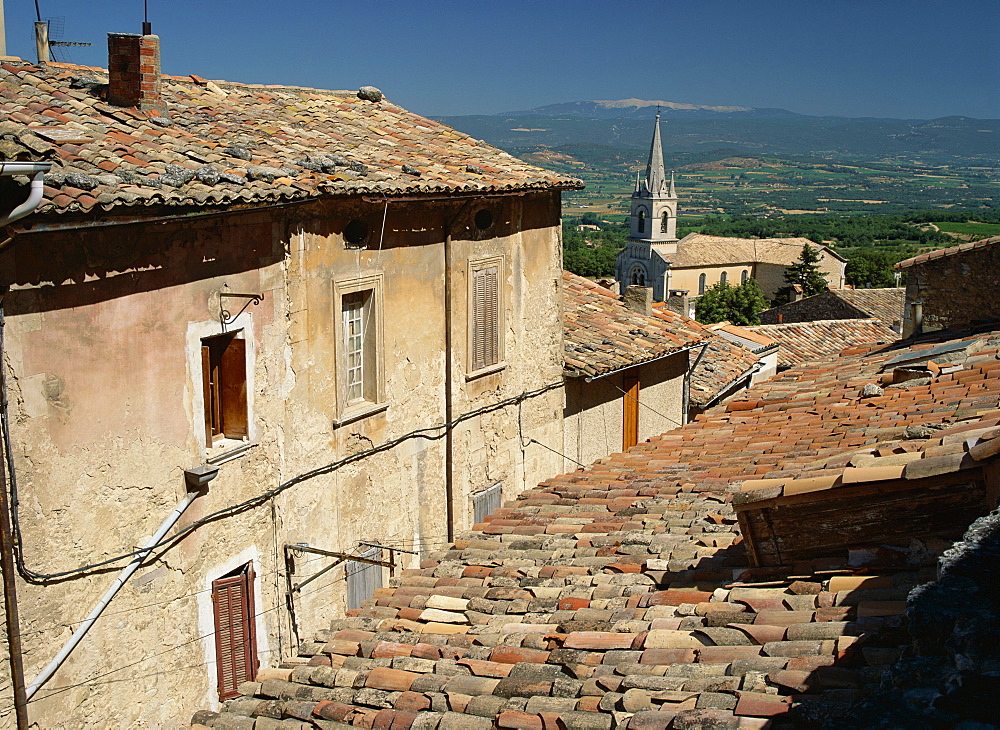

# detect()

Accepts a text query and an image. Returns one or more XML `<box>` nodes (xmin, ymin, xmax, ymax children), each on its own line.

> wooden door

<box><xmin>623</xmin><ymin>375</ymin><xmax>640</xmax><ymax>450</ymax></box>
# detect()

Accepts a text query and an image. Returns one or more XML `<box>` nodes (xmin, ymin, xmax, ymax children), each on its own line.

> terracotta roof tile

<box><xmin>562</xmin><ymin>273</ymin><xmax>709</xmax><ymax>378</ymax></box>
<box><xmin>662</xmin><ymin>234</ymin><xmax>846</xmax><ymax>267</ymax></box>
<box><xmin>746</xmin><ymin>319</ymin><xmax>899</xmax><ymax>368</ymax></box>
<box><xmin>0</xmin><ymin>62</ymin><xmax>582</xmax><ymax>216</ymax></box>
<box><xmin>896</xmin><ymin>236</ymin><xmax>1000</xmax><ymax>269</ymax></box>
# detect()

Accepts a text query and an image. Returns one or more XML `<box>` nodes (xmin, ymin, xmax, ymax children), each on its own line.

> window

<box><xmin>212</xmin><ymin>562</ymin><xmax>258</xmax><ymax>700</ymax></box>
<box><xmin>741</xmin><ymin>269</ymin><xmax>749</xmax><ymax>284</ymax></box>
<box><xmin>201</xmin><ymin>332</ymin><xmax>248</xmax><ymax>446</ymax></box>
<box><xmin>630</xmin><ymin>266</ymin><xmax>645</xmax><ymax>286</ymax></box>
<box><xmin>474</xmin><ymin>483</ymin><xmax>502</xmax><ymax>524</ymax></box>
<box><xmin>334</xmin><ymin>274</ymin><xmax>385</xmax><ymax>422</ymax></box>
<box><xmin>469</xmin><ymin>257</ymin><xmax>504</xmax><ymax>375</ymax></box>
<box><xmin>661</xmin><ymin>212</ymin><xmax>669</xmax><ymax>233</ymax></box>
<box><xmin>720</xmin><ymin>271</ymin><xmax>728</xmax><ymax>285</ymax></box>
<box><xmin>346</xmin><ymin>547</ymin><xmax>383</xmax><ymax>611</ymax></box>
<box><xmin>637</xmin><ymin>209</ymin><xmax>646</xmax><ymax>233</ymax></box>
<box><xmin>698</xmin><ymin>273</ymin><xmax>707</xmax><ymax>295</ymax></box>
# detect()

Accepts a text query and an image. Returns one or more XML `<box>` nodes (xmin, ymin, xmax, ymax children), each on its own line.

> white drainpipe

<box><xmin>0</xmin><ymin>161</ymin><xmax>52</xmax><ymax>227</ymax></box>
<box><xmin>25</xmin><ymin>491</ymin><xmax>199</xmax><ymax>700</ymax></box>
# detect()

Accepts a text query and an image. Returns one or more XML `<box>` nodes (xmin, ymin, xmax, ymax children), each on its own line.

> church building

<box><xmin>616</xmin><ymin>118</ymin><xmax>846</xmax><ymax>305</ymax></box>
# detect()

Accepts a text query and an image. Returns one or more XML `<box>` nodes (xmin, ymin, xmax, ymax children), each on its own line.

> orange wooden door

<box><xmin>623</xmin><ymin>375</ymin><xmax>640</xmax><ymax>450</ymax></box>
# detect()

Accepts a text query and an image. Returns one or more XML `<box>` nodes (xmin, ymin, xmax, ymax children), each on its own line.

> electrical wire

<box><xmin>2</xmin><ymin>363</ymin><xmax>565</xmax><ymax>584</ymax></box>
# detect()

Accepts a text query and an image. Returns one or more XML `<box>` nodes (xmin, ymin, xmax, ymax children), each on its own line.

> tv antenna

<box><xmin>32</xmin><ymin>1</ymin><xmax>90</xmax><ymax>64</ymax></box>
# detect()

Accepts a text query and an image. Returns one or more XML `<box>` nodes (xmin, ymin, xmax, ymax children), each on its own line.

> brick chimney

<box><xmin>107</xmin><ymin>33</ymin><xmax>163</xmax><ymax>112</ymax></box>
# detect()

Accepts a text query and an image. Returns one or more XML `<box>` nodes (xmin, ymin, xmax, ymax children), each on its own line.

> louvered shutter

<box><xmin>220</xmin><ymin>338</ymin><xmax>248</xmax><ymax>438</ymax></box>
<box><xmin>212</xmin><ymin>565</ymin><xmax>258</xmax><ymax>700</ymax></box>
<box><xmin>473</xmin><ymin>266</ymin><xmax>499</xmax><ymax>371</ymax></box>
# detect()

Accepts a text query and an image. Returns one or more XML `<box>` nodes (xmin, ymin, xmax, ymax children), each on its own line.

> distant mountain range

<box><xmin>435</xmin><ymin>99</ymin><xmax>999</xmax><ymax>163</ymax></box>
<box><xmin>507</xmin><ymin>98</ymin><xmax>804</xmax><ymax>120</ymax></box>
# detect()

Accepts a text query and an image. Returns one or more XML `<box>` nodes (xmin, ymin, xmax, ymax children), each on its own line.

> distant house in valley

<box><xmin>759</xmin><ymin>287</ymin><xmax>905</xmax><ymax>330</ymax></box>
<box><xmin>615</xmin><ymin>117</ymin><xmax>846</xmax><ymax>303</ymax></box>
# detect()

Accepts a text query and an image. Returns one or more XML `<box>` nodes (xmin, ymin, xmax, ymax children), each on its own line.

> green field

<box><xmin>933</xmin><ymin>221</ymin><xmax>1000</xmax><ymax>238</ymax></box>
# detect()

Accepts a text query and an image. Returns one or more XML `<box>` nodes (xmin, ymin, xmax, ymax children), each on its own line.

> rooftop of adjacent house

<box><xmin>681</xmin><ymin>328</ymin><xmax>767</xmax><ymax>410</ymax></box>
<box><xmin>707</xmin><ymin>323</ymin><xmax>777</xmax><ymax>355</ymax></box>
<box><xmin>562</xmin><ymin>273</ymin><xmax>709</xmax><ymax>379</ymax></box>
<box><xmin>746</xmin><ymin>319</ymin><xmax>899</xmax><ymax>369</ymax></box>
<box><xmin>192</xmin><ymin>323</ymin><xmax>1000</xmax><ymax>729</ymax></box>
<box><xmin>895</xmin><ymin>235</ymin><xmax>1000</xmax><ymax>269</ymax></box>
<box><xmin>0</xmin><ymin>60</ymin><xmax>582</xmax><ymax>217</ymax></box>
<box><xmin>656</xmin><ymin>235</ymin><xmax>846</xmax><ymax>268</ymax></box>
<box><xmin>759</xmin><ymin>289</ymin><xmax>905</xmax><ymax>329</ymax></box>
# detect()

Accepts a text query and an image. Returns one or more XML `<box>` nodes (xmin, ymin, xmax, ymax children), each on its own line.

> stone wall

<box><xmin>0</xmin><ymin>190</ymin><xmax>565</xmax><ymax>726</ymax></box>
<box><xmin>759</xmin><ymin>291</ymin><xmax>868</xmax><ymax>324</ymax></box>
<box><xmin>902</xmin><ymin>243</ymin><xmax>1000</xmax><ymax>336</ymax></box>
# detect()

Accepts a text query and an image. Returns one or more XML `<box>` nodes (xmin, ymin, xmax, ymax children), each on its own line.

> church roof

<box><xmin>657</xmin><ymin>234</ymin><xmax>846</xmax><ymax>268</ymax></box>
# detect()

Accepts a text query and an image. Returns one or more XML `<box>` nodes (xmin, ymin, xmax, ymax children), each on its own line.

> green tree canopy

<box><xmin>774</xmin><ymin>244</ymin><xmax>828</xmax><ymax>304</ymax></box>
<box><xmin>845</xmin><ymin>249</ymin><xmax>901</xmax><ymax>288</ymax></box>
<box><xmin>695</xmin><ymin>279</ymin><xmax>768</xmax><ymax>326</ymax></box>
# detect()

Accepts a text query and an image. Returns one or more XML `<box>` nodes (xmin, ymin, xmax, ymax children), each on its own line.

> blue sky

<box><xmin>3</xmin><ymin>0</ymin><xmax>997</xmax><ymax>119</ymax></box>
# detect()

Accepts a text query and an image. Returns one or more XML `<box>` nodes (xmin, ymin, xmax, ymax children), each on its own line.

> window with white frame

<box><xmin>334</xmin><ymin>274</ymin><xmax>385</xmax><ymax>421</ymax></box>
<box><xmin>468</xmin><ymin>256</ymin><xmax>505</xmax><ymax>375</ymax></box>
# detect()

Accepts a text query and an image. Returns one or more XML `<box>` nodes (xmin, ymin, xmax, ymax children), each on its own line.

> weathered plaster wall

<box><xmin>563</xmin><ymin>353</ymin><xmax>687</xmax><ymax>467</ymax></box>
<box><xmin>669</xmin><ymin>264</ymin><xmax>754</xmax><ymax>297</ymax></box>
<box><xmin>0</xmin><ymin>190</ymin><xmax>566</xmax><ymax>727</ymax></box>
<box><xmin>902</xmin><ymin>245</ymin><xmax>1000</xmax><ymax>336</ymax></box>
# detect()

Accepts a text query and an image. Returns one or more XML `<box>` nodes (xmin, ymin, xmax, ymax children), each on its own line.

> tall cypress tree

<box><xmin>777</xmin><ymin>244</ymin><xmax>829</xmax><ymax>302</ymax></box>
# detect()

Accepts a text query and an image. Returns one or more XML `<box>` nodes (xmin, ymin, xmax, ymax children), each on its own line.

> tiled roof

<box><xmin>746</xmin><ymin>319</ymin><xmax>899</xmax><ymax>369</ymax></box>
<box><xmin>895</xmin><ymin>236</ymin><xmax>1000</xmax><ymax>269</ymax></box>
<box><xmin>708</xmin><ymin>322</ymin><xmax>777</xmax><ymax>354</ymax></box>
<box><xmin>660</xmin><ymin>235</ymin><xmax>845</xmax><ymax>268</ymax></box>
<box><xmin>684</xmin><ymin>331</ymin><xmax>765</xmax><ymax>409</ymax></box>
<box><xmin>194</xmin><ymin>325</ymin><xmax>1000</xmax><ymax>729</ymax></box>
<box><xmin>760</xmin><ymin>289</ymin><xmax>905</xmax><ymax>329</ymax></box>
<box><xmin>827</xmin><ymin>289</ymin><xmax>905</xmax><ymax>327</ymax></box>
<box><xmin>0</xmin><ymin>61</ymin><xmax>582</xmax><ymax>217</ymax></box>
<box><xmin>562</xmin><ymin>273</ymin><xmax>709</xmax><ymax>378</ymax></box>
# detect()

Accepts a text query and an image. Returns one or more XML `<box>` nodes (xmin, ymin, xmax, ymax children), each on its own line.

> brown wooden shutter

<box><xmin>623</xmin><ymin>375</ymin><xmax>640</xmax><ymax>450</ymax></box>
<box><xmin>473</xmin><ymin>266</ymin><xmax>499</xmax><ymax>371</ymax></box>
<box><xmin>212</xmin><ymin>565</ymin><xmax>258</xmax><ymax>700</ymax></box>
<box><xmin>201</xmin><ymin>345</ymin><xmax>213</xmax><ymax>445</ymax></box>
<box><xmin>220</xmin><ymin>338</ymin><xmax>248</xmax><ymax>438</ymax></box>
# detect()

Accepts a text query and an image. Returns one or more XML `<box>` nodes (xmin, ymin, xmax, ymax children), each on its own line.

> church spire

<box><xmin>668</xmin><ymin>171</ymin><xmax>676</xmax><ymax>198</ymax></box>
<box><xmin>644</xmin><ymin>114</ymin><xmax>667</xmax><ymax>194</ymax></box>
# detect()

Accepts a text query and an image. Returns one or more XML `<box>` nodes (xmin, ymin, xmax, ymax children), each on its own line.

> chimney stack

<box><xmin>107</xmin><ymin>33</ymin><xmax>163</xmax><ymax>112</ymax></box>
<box><xmin>623</xmin><ymin>286</ymin><xmax>654</xmax><ymax>317</ymax></box>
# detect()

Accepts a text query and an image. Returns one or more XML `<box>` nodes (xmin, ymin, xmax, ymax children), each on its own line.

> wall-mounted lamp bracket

<box><xmin>220</xmin><ymin>292</ymin><xmax>263</xmax><ymax>332</ymax></box>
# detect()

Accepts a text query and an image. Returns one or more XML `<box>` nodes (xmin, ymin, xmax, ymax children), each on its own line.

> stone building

<box><xmin>895</xmin><ymin>236</ymin><xmax>1000</xmax><ymax>337</ymax></box>
<box><xmin>561</xmin><ymin>274</ymin><xmax>707</xmax><ymax>466</ymax></box>
<box><xmin>0</xmin><ymin>34</ymin><xmax>581</xmax><ymax>726</ymax></box>
<box><xmin>759</xmin><ymin>287</ymin><xmax>905</xmax><ymax>330</ymax></box>
<box><xmin>616</xmin><ymin>119</ymin><xmax>846</xmax><ymax>303</ymax></box>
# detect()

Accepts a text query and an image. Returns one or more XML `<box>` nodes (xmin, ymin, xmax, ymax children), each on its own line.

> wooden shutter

<box><xmin>201</xmin><ymin>345</ymin><xmax>213</xmax><ymax>445</ymax></box>
<box><xmin>346</xmin><ymin>548</ymin><xmax>383</xmax><ymax>611</ymax></box>
<box><xmin>220</xmin><ymin>338</ymin><xmax>248</xmax><ymax>438</ymax></box>
<box><xmin>473</xmin><ymin>266</ymin><xmax>499</xmax><ymax>371</ymax></box>
<box><xmin>623</xmin><ymin>375</ymin><xmax>640</xmax><ymax>450</ymax></box>
<box><xmin>212</xmin><ymin>564</ymin><xmax>258</xmax><ymax>700</ymax></box>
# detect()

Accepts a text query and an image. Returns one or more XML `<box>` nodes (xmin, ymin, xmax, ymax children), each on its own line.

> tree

<box><xmin>775</xmin><ymin>244</ymin><xmax>828</xmax><ymax>304</ymax></box>
<box><xmin>845</xmin><ymin>249</ymin><xmax>899</xmax><ymax>288</ymax></box>
<box><xmin>695</xmin><ymin>279</ymin><xmax>768</xmax><ymax>326</ymax></box>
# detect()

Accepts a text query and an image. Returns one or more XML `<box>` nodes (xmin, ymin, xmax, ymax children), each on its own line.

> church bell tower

<box><xmin>629</xmin><ymin>114</ymin><xmax>678</xmax><ymax>244</ymax></box>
